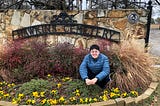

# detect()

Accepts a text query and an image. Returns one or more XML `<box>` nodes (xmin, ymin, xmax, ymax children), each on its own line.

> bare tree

<box><xmin>155</xmin><ymin>0</ymin><xmax>160</xmax><ymax>5</ymax></box>
<box><xmin>155</xmin><ymin>17</ymin><xmax>160</xmax><ymax>23</ymax></box>
<box><xmin>0</xmin><ymin>0</ymin><xmax>69</xmax><ymax>10</ymax></box>
<box><xmin>0</xmin><ymin>0</ymin><xmax>159</xmax><ymax>10</ymax></box>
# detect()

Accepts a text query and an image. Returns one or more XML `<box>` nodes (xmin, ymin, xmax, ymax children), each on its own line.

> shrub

<box><xmin>0</xmin><ymin>40</ymin><xmax>54</xmax><ymax>83</ymax></box>
<box><xmin>65</xmin><ymin>79</ymin><xmax>103</xmax><ymax>98</ymax></box>
<box><xmin>97</xmin><ymin>39</ymin><xmax>111</xmax><ymax>55</ymax></box>
<box><xmin>51</xmin><ymin>42</ymin><xmax>75</xmax><ymax>77</ymax></box>
<box><xmin>0</xmin><ymin>40</ymin><xmax>88</xmax><ymax>83</ymax></box>
<box><xmin>72</xmin><ymin>47</ymin><xmax>89</xmax><ymax>78</ymax></box>
<box><xmin>22</xmin><ymin>40</ymin><xmax>53</xmax><ymax>79</ymax></box>
<box><xmin>51</xmin><ymin>42</ymin><xmax>88</xmax><ymax>78</ymax></box>
<box><xmin>0</xmin><ymin>40</ymin><xmax>27</xmax><ymax>82</ymax></box>
<box><xmin>17</xmin><ymin>79</ymin><xmax>53</xmax><ymax>95</ymax></box>
<box><xmin>0</xmin><ymin>40</ymin><xmax>26</xmax><ymax>71</ymax></box>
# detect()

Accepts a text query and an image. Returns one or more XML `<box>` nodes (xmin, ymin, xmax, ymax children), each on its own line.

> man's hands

<box><xmin>85</xmin><ymin>78</ymin><xmax>98</xmax><ymax>85</ymax></box>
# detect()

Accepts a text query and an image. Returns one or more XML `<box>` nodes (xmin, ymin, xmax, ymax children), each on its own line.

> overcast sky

<box><xmin>152</xmin><ymin>4</ymin><xmax>160</xmax><ymax>19</ymax></box>
<box><xmin>139</xmin><ymin>0</ymin><xmax>160</xmax><ymax>19</ymax></box>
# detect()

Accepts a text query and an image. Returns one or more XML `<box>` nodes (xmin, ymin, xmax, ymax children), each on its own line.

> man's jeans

<box><xmin>87</xmin><ymin>69</ymin><xmax>110</xmax><ymax>89</ymax></box>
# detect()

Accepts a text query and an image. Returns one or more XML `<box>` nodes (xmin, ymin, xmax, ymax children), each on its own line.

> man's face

<box><xmin>90</xmin><ymin>49</ymin><xmax>100</xmax><ymax>59</ymax></box>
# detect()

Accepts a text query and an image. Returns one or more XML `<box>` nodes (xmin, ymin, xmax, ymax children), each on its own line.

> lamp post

<box><xmin>145</xmin><ymin>0</ymin><xmax>152</xmax><ymax>48</ymax></box>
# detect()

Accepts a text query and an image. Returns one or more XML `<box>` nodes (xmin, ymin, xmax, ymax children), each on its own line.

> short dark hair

<box><xmin>90</xmin><ymin>44</ymin><xmax>100</xmax><ymax>51</ymax></box>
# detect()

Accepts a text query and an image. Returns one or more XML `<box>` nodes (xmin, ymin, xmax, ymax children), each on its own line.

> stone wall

<box><xmin>0</xmin><ymin>9</ymin><xmax>148</xmax><ymax>48</ymax></box>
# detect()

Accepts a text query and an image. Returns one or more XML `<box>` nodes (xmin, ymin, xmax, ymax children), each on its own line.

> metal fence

<box><xmin>0</xmin><ymin>0</ymin><xmax>149</xmax><ymax>10</ymax></box>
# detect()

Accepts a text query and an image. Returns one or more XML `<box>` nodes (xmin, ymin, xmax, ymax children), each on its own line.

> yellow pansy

<box><xmin>11</xmin><ymin>83</ymin><xmax>15</xmax><ymax>86</ymax></box>
<box><xmin>80</xmin><ymin>98</ymin><xmax>84</xmax><ymax>104</ymax></box>
<box><xmin>12</xmin><ymin>98</ymin><xmax>18</xmax><ymax>104</ymax></box>
<box><xmin>74</xmin><ymin>89</ymin><xmax>80</xmax><ymax>96</ymax></box>
<box><xmin>121</xmin><ymin>92</ymin><xmax>127</xmax><ymax>98</ymax></box>
<box><xmin>18</xmin><ymin>93</ymin><xmax>24</xmax><ymax>98</ymax></box>
<box><xmin>74</xmin><ymin>89</ymin><xmax>80</xmax><ymax>93</ymax></box>
<box><xmin>47</xmin><ymin>74</ymin><xmax>51</xmax><ymax>78</ymax></box>
<box><xmin>102</xmin><ymin>94</ymin><xmax>108</xmax><ymax>101</ymax></box>
<box><xmin>130</xmin><ymin>91</ymin><xmax>138</xmax><ymax>97</ymax></box>
<box><xmin>93</xmin><ymin>98</ymin><xmax>98</xmax><ymax>102</ymax></box>
<box><xmin>62</xmin><ymin>77</ymin><xmax>71</xmax><ymax>82</ymax></box>
<box><xmin>57</xmin><ymin>83</ymin><xmax>62</xmax><ymax>89</ymax></box>
<box><xmin>103</xmin><ymin>90</ymin><xmax>108</xmax><ymax>95</ymax></box>
<box><xmin>59</xmin><ymin>96</ymin><xmax>65</xmax><ymax>103</ymax></box>
<box><xmin>26</xmin><ymin>99</ymin><xmax>32</xmax><ymax>104</ymax></box>
<box><xmin>2</xmin><ymin>81</ymin><xmax>7</xmax><ymax>85</ymax></box>
<box><xmin>40</xmin><ymin>92</ymin><xmax>45</xmax><ymax>97</ymax></box>
<box><xmin>3</xmin><ymin>93</ymin><xmax>10</xmax><ymax>97</ymax></box>
<box><xmin>113</xmin><ymin>88</ymin><xmax>120</xmax><ymax>93</ymax></box>
<box><xmin>69</xmin><ymin>97</ymin><xmax>76</xmax><ymax>102</ymax></box>
<box><xmin>32</xmin><ymin>91</ymin><xmax>39</xmax><ymax>98</ymax></box>
<box><xmin>85</xmin><ymin>98</ymin><xmax>88</xmax><ymax>103</ymax></box>
<box><xmin>76</xmin><ymin>92</ymin><xmax>80</xmax><ymax>96</ymax></box>
<box><xmin>51</xmin><ymin>89</ymin><xmax>58</xmax><ymax>95</ymax></box>
<box><xmin>89</xmin><ymin>98</ymin><xmax>93</xmax><ymax>102</ymax></box>
<box><xmin>110</xmin><ymin>92</ymin><xmax>116</xmax><ymax>98</ymax></box>
<box><xmin>31</xmin><ymin>100</ymin><xmax>36</xmax><ymax>104</ymax></box>
<box><xmin>41</xmin><ymin>99</ymin><xmax>47</xmax><ymax>104</ymax></box>
<box><xmin>48</xmin><ymin>99</ymin><xmax>57</xmax><ymax>105</ymax></box>
<box><xmin>0</xmin><ymin>91</ymin><xmax>4</xmax><ymax>95</ymax></box>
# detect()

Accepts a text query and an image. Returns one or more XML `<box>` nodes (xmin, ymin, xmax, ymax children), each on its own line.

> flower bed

<box><xmin>0</xmin><ymin>75</ymin><xmax>139</xmax><ymax>105</ymax></box>
<box><xmin>0</xmin><ymin>39</ymin><xmax>156</xmax><ymax>105</ymax></box>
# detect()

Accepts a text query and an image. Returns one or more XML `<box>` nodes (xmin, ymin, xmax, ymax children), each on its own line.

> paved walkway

<box><xmin>148</xmin><ymin>30</ymin><xmax>160</xmax><ymax>106</ymax></box>
<box><xmin>149</xmin><ymin>29</ymin><xmax>160</xmax><ymax>56</ymax></box>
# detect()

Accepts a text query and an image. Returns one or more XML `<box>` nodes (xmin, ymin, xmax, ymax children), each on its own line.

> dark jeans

<box><xmin>87</xmin><ymin>69</ymin><xmax>110</xmax><ymax>89</ymax></box>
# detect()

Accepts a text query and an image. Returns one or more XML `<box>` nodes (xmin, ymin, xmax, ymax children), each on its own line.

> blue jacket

<box><xmin>79</xmin><ymin>53</ymin><xmax>110</xmax><ymax>81</ymax></box>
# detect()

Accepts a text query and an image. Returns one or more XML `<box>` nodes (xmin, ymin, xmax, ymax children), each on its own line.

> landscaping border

<box><xmin>0</xmin><ymin>74</ymin><xmax>158</xmax><ymax>106</ymax></box>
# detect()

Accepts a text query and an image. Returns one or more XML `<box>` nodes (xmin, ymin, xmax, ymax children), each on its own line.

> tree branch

<box><xmin>155</xmin><ymin>0</ymin><xmax>160</xmax><ymax>5</ymax></box>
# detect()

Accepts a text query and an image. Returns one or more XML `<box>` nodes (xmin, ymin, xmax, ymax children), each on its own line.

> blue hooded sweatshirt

<box><xmin>79</xmin><ymin>53</ymin><xmax>110</xmax><ymax>81</ymax></box>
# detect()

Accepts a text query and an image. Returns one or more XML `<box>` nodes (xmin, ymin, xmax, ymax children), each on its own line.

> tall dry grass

<box><xmin>108</xmin><ymin>40</ymin><xmax>155</xmax><ymax>93</ymax></box>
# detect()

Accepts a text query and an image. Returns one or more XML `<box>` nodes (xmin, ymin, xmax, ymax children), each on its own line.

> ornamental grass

<box><xmin>105</xmin><ymin>40</ymin><xmax>155</xmax><ymax>93</ymax></box>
